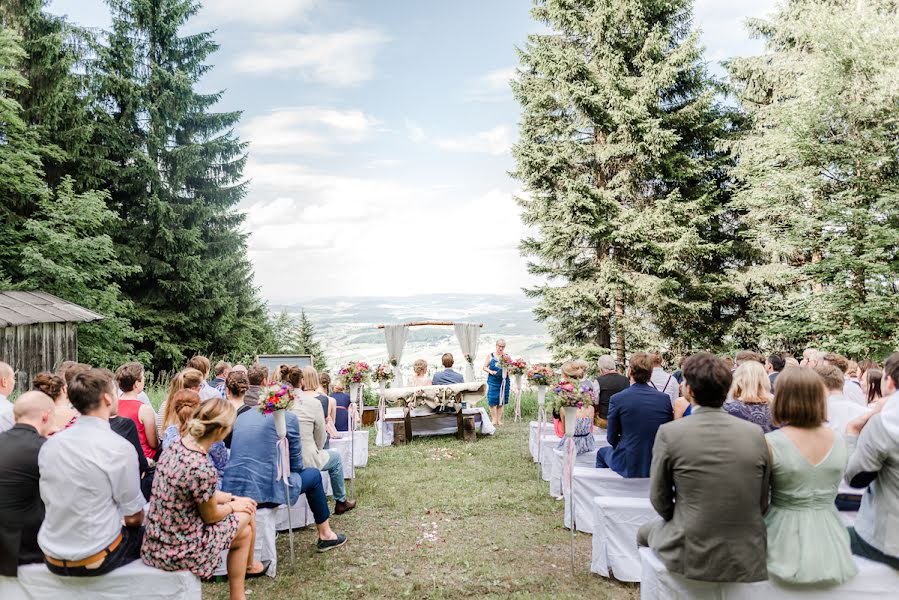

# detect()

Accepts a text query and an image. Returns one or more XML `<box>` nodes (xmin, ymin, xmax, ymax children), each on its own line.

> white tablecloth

<box><xmin>213</xmin><ymin>507</ymin><xmax>277</xmax><ymax>577</ymax></box>
<box><xmin>529</xmin><ymin>420</ymin><xmax>553</xmax><ymax>460</ymax></box>
<box><xmin>541</xmin><ymin>430</ymin><xmax>608</xmax><ymax>484</ymax></box>
<box><xmin>548</xmin><ymin>449</ymin><xmax>599</xmax><ymax>498</ymax></box>
<box><xmin>592</xmin><ymin>496</ymin><xmax>656</xmax><ymax>582</ymax></box>
<box><xmin>274</xmin><ymin>494</ymin><xmax>317</xmax><ymax>531</ymax></box>
<box><xmin>328</xmin><ymin>430</ymin><xmax>369</xmax><ymax>477</ymax></box>
<box><xmin>11</xmin><ymin>560</ymin><xmax>200</xmax><ymax>600</ymax></box>
<box><xmin>564</xmin><ymin>467</ymin><xmax>651</xmax><ymax>533</ymax></box>
<box><xmin>639</xmin><ymin>546</ymin><xmax>899</xmax><ymax>599</ymax></box>
<box><xmin>376</xmin><ymin>407</ymin><xmax>496</xmax><ymax>446</ymax></box>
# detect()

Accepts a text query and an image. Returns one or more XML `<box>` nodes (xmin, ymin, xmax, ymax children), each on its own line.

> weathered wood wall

<box><xmin>0</xmin><ymin>322</ymin><xmax>78</xmax><ymax>393</ymax></box>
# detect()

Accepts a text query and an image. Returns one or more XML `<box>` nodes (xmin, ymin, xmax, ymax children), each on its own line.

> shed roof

<box><xmin>0</xmin><ymin>291</ymin><xmax>105</xmax><ymax>327</ymax></box>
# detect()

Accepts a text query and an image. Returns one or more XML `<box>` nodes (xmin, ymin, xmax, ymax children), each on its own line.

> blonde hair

<box><xmin>561</xmin><ymin>360</ymin><xmax>587</xmax><ymax>380</ymax></box>
<box><xmin>163</xmin><ymin>368</ymin><xmax>204</xmax><ymax>429</ymax></box>
<box><xmin>301</xmin><ymin>366</ymin><xmax>319</xmax><ymax>391</ymax></box>
<box><xmin>413</xmin><ymin>359</ymin><xmax>428</xmax><ymax>376</ymax></box>
<box><xmin>730</xmin><ymin>361</ymin><xmax>771</xmax><ymax>404</ymax></box>
<box><xmin>186</xmin><ymin>397</ymin><xmax>236</xmax><ymax>443</ymax></box>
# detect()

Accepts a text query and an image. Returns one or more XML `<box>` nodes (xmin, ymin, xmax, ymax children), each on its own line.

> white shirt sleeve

<box><xmin>110</xmin><ymin>442</ymin><xmax>147</xmax><ymax>516</ymax></box>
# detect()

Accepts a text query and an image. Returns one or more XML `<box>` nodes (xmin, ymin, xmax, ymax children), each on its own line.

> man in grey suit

<box><xmin>638</xmin><ymin>352</ymin><xmax>770</xmax><ymax>583</ymax></box>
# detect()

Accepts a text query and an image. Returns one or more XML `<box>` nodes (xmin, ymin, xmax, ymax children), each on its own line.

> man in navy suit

<box><xmin>431</xmin><ymin>353</ymin><xmax>465</xmax><ymax>385</ymax></box>
<box><xmin>596</xmin><ymin>352</ymin><xmax>673</xmax><ymax>477</ymax></box>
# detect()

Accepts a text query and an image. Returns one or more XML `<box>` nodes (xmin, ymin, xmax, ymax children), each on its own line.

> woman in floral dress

<box><xmin>142</xmin><ymin>397</ymin><xmax>267</xmax><ymax>600</ymax></box>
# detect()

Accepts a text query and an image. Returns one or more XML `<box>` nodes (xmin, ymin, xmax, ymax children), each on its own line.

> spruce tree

<box><xmin>512</xmin><ymin>0</ymin><xmax>743</xmax><ymax>365</ymax></box>
<box><xmin>290</xmin><ymin>310</ymin><xmax>328</xmax><ymax>372</ymax></box>
<box><xmin>92</xmin><ymin>0</ymin><xmax>273</xmax><ymax>369</ymax></box>
<box><xmin>18</xmin><ymin>177</ymin><xmax>145</xmax><ymax>367</ymax></box>
<box><xmin>728</xmin><ymin>0</ymin><xmax>899</xmax><ymax>358</ymax></box>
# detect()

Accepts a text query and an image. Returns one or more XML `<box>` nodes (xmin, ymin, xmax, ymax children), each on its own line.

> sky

<box><xmin>47</xmin><ymin>0</ymin><xmax>779</xmax><ymax>303</ymax></box>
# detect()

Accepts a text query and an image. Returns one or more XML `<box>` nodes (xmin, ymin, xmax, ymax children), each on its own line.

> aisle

<box><xmin>204</xmin><ymin>421</ymin><xmax>638</xmax><ymax>599</ymax></box>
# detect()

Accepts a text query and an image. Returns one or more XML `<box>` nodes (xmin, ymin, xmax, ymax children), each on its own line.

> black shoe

<box><xmin>245</xmin><ymin>560</ymin><xmax>271</xmax><ymax>579</ymax></box>
<box><xmin>316</xmin><ymin>533</ymin><xmax>347</xmax><ymax>553</ymax></box>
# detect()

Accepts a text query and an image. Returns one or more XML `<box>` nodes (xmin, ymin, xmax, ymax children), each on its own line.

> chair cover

<box><xmin>549</xmin><ymin>449</ymin><xmax>598</xmax><ymax>498</ymax></box>
<box><xmin>591</xmin><ymin>496</ymin><xmax>655</xmax><ymax>582</ymax></box>
<box><xmin>541</xmin><ymin>430</ymin><xmax>608</xmax><ymax>484</ymax></box>
<box><xmin>274</xmin><ymin>494</ymin><xmax>317</xmax><ymax>532</ymax></box>
<box><xmin>564</xmin><ymin>467</ymin><xmax>651</xmax><ymax>532</ymax></box>
<box><xmin>639</xmin><ymin>547</ymin><xmax>899</xmax><ymax>599</ymax></box>
<box><xmin>15</xmin><ymin>560</ymin><xmax>201</xmax><ymax>600</ymax></box>
<box><xmin>213</xmin><ymin>507</ymin><xmax>277</xmax><ymax>578</ymax></box>
<box><xmin>329</xmin><ymin>430</ymin><xmax>370</xmax><ymax>477</ymax></box>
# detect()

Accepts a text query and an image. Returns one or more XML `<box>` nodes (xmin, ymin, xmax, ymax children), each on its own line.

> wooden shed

<box><xmin>0</xmin><ymin>291</ymin><xmax>104</xmax><ymax>392</ymax></box>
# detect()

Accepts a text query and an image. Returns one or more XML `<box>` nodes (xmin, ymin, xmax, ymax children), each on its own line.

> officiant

<box><xmin>483</xmin><ymin>339</ymin><xmax>511</xmax><ymax>427</ymax></box>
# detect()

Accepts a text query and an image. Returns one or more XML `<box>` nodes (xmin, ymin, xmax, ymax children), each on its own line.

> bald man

<box><xmin>0</xmin><ymin>361</ymin><xmax>15</xmax><ymax>433</ymax></box>
<box><xmin>0</xmin><ymin>390</ymin><xmax>54</xmax><ymax>575</ymax></box>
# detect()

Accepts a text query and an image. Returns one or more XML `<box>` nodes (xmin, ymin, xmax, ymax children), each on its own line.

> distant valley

<box><xmin>271</xmin><ymin>294</ymin><xmax>550</xmax><ymax>374</ymax></box>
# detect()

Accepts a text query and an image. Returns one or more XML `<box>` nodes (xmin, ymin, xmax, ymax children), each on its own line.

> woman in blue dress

<box><xmin>483</xmin><ymin>339</ymin><xmax>511</xmax><ymax>427</ymax></box>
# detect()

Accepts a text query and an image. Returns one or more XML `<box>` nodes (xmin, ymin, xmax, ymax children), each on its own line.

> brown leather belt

<box><xmin>45</xmin><ymin>532</ymin><xmax>123</xmax><ymax>568</ymax></box>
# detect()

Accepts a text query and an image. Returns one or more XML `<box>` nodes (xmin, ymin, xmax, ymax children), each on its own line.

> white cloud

<box><xmin>198</xmin><ymin>0</ymin><xmax>318</xmax><ymax>26</ymax></box>
<box><xmin>367</xmin><ymin>159</ymin><xmax>405</xmax><ymax>169</ymax></box>
<box><xmin>234</xmin><ymin>29</ymin><xmax>390</xmax><ymax>86</ymax></box>
<box><xmin>405</xmin><ymin>119</ymin><xmax>426</xmax><ymax>143</ymax></box>
<box><xmin>694</xmin><ymin>0</ymin><xmax>779</xmax><ymax>62</ymax></box>
<box><xmin>241</xmin><ymin>107</ymin><xmax>380</xmax><ymax>155</ymax></box>
<box><xmin>243</xmin><ymin>179</ymin><xmax>537</xmax><ymax>301</ymax></box>
<box><xmin>435</xmin><ymin>125</ymin><xmax>515</xmax><ymax>156</ymax></box>
<box><xmin>464</xmin><ymin>66</ymin><xmax>517</xmax><ymax>102</ymax></box>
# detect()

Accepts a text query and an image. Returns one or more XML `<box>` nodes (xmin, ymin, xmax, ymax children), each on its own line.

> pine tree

<box><xmin>92</xmin><ymin>0</ymin><xmax>274</xmax><ymax>369</ymax></box>
<box><xmin>728</xmin><ymin>0</ymin><xmax>899</xmax><ymax>358</ymax></box>
<box><xmin>18</xmin><ymin>177</ymin><xmax>145</xmax><ymax>367</ymax></box>
<box><xmin>0</xmin><ymin>25</ymin><xmax>46</xmax><ymax>284</ymax></box>
<box><xmin>512</xmin><ymin>0</ymin><xmax>744</xmax><ymax>365</ymax></box>
<box><xmin>290</xmin><ymin>310</ymin><xmax>328</xmax><ymax>372</ymax></box>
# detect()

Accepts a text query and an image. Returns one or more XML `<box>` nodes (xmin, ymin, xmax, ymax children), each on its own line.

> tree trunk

<box><xmin>614</xmin><ymin>297</ymin><xmax>626</xmax><ymax>368</ymax></box>
<box><xmin>596</xmin><ymin>315</ymin><xmax>611</xmax><ymax>350</ymax></box>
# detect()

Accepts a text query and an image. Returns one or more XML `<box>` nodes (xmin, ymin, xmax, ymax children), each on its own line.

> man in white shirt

<box><xmin>38</xmin><ymin>368</ymin><xmax>146</xmax><ymax>576</ymax></box>
<box><xmin>0</xmin><ymin>362</ymin><xmax>15</xmax><ymax>434</ymax></box>
<box><xmin>822</xmin><ymin>352</ymin><xmax>867</xmax><ymax>406</ymax></box>
<box><xmin>815</xmin><ymin>363</ymin><xmax>866</xmax><ymax>438</ymax></box>
<box><xmin>649</xmin><ymin>353</ymin><xmax>679</xmax><ymax>403</ymax></box>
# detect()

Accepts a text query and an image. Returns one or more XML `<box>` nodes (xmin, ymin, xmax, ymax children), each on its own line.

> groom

<box><xmin>432</xmin><ymin>353</ymin><xmax>464</xmax><ymax>385</ymax></box>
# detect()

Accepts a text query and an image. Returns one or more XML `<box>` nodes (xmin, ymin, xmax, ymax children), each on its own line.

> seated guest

<box><xmin>824</xmin><ymin>352</ymin><xmax>867</xmax><ymax>406</ymax></box>
<box><xmin>318</xmin><ymin>372</ymin><xmax>332</xmax><ymax>395</ymax></box>
<box><xmin>596</xmin><ymin>353</ymin><xmax>673</xmax><ymax>477</ymax></box>
<box><xmin>638</xmin><ymin>353</ymin><xmax>770</xmax><ymax>583</ymax></box>
<box><xmin>156</xmin><ymin>368</ymin><xmax>204</xmax><ymax>435</ymax></box>
<box><xmin>222</xmin><ymin>401</ymin><xmax>347</xmax><ymax>552</ymax></box>
<box><xmin>143</xmin><ymin>397</ymin><xmax>268</xmax><ymax>599</ymax></box>
<box><xmin>843</xmin><ymin>352</ymin><xmax>899</xmax><ymax>569</ymax></box>
<box><xmin>557</xmin><ymin>401</ymin><xmax>595</xmax><ymax>456</ymax></box>
<box><xmin>38</xmin><ymin>368</ymin><xmax>146</xmax><ymax>577</ymax></box>
<box><xmin>724</xmin><ymin>361</ymin><xmax>775</xmax><ymax>432</ymax></box>
<box><xmin>289</xmin><ymin>367</ymin><xmax>356</xmax><ymax>514</ymax></box>
<box><xmin>406</xmin><ymin>359</ymin><xmax>432</xmax><ymax>388</ymax></box>
<box><xmin>766</xmin><ymin>353</ymin><xmax>785</xmax><ymax>391</ymax></box>
<box><xmin>553</xmin><ymin>360</ymin><xmax>589</xmax><ymax>438</ymax></box>
<box><xmin>863</xmin><ymin>368</ymin><xmax>883</xmax><ymax>407</ymax></box>
<box><xmin>115</xmin><ymin>362</ymin><xmax>159</xmax><ymax>460</ymax></box>
<box><xmin>244</xmin><ymin>364</ymin><xmax>268</xmax><ymax>408</ymax></box>
<box><xmin>188</xmin><ymin>355</ymin><xmax>221</xmax><ymax>401</ymax></box>
<box><xmin>161</xmin><ymin>390</ymin><xmax>228</xmax><ymax>479</ymax></box>
<box><xmin>223</xmin><ymin>371</ymin><xmax>252</xmax><ymax>448</ymax></box>
<box><xmin>649</xmin><ymin>353</ymin><xmax>679</xmax><ymax>403</ymax></box>
<box><xmin>0</xmin><ymin>391</ymin><xmax>55</xmax><ymax>576</ymax></box>
<box><xmin>331</xmin><ymin>378</ymin><xmax>352</xmax><ymax>433</ymax></box>
<box><xmin>0</xmin><ymin>361</ymin><xmax>15</xmax><ymax>433</ymax></box>
<box><xmin>815</xmin><ymin>363</ymin><xmax>867</xmax><ymax>438</ymax></box>
<box><xmin>595</xmin><ymin>355</ymin><xmax>629</xmax><ymax>428</ymax></box>
<box><xmin>211</xmin><ymin>360</ymin><xmax>231</xmax><ymax>397</ymax></box>
<box><xmin>432</xmin><ymin>353</ymin><xmax>465</xmax><ymax>386</ymax></box>
<box><xmin>765</xmin><ymin>367</ymin><xmax>857</xmax><ymax>584</ymax></box>
<box><xmin>32</xmin><ymin>372</ymin><xmax>78</xmax><ymax>432</ymax></box>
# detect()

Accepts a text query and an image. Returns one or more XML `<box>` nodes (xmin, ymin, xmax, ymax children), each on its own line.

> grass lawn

<box><xmin>202</xmin><ymin>413</ymin><xmax>639</xmax><ymax>599</ymax></box>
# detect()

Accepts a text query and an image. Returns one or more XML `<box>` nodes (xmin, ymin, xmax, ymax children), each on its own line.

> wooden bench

<box><xmin>385</xmin><ymin>409</ymin><xmax>477</xmax><ymax>444</ymax></box>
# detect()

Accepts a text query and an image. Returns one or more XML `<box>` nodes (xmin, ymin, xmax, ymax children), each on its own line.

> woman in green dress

<box><xmin>765</xmin><ymin>367</ymin><xmax>858</xmax><ymax>585</ymax></box>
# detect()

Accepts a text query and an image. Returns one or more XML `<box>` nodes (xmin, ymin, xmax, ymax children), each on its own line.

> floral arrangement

<box><xmin>527</xmin><ymin>364</ymin><xmax>555</xmax><ymax>386</ymax></box>
<box><xmin>497</xmin><ymin>353</ymin><xmax>513</xmax><ymax>371</ymax></box>
<box><xmin>551</xmin><ymin>379</ymin><xmax>593</xmax><ymax>410</ymax></box>
<box><xmin>389</xmin><ymin>356</ymin><xmax>399</xmax><ymax>367</ymax></box>
<box><xmin>338</xmin><ymin>361</ymin><xmax>371</xmax><ymax>385</ymax></box>
<box><xmin>372</xmin><ymin>363</ymin><xmax>395</xmax><ymax>383</ymax></box>
<box><xmin>400</xmin><ymin>387</ymin><xmax>459</xmax><ymax>411</ymax></box>
<box><xmin>404</xmin><ymin>388</ymin><xmax>429</xmax><ymax>409</ymax></box>
<box><xmin>506</xmin><ymin>357</ymin><xmax>528</xmax><ymax>376</ymax></box>
<box><xmin>463</xmin><ymin>353</ymin><xmax>473</xmax><ymax>364</ymax></box>
<box><xmin>257</xmin><ymin>383</ymin><xmax>293</xmax><ymax>414</ymax></box>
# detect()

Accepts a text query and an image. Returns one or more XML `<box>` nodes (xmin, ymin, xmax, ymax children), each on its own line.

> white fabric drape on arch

<box><xmin>383</xmin><ymin>324</ymin><xmax>409</xmax><ymax>383</ymax></box>
<box><xmin>453</xmin><ymin>322</ymin><xmax>481</xmax><ymax>382</ymax></box>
